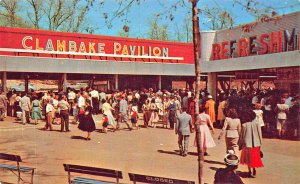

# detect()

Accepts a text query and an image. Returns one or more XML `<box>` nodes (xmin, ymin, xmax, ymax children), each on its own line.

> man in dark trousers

<box><xmin>175</xmin><ymin>107</ymin><xmax>192</xmax><ymax>157</ymax></box>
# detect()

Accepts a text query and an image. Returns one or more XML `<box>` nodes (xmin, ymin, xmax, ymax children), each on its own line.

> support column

<box><xmin>158</xmin><ymin>75</ymin><xmax>162</xmax><ymax>90</ymax></box>
<box><xmin>25</xmin><ymin>74</ymin><xmax>29</xmax><ymax>93</ymax></box>
<box><xmin>207</xmin><ymin>73</ymin><xmax>217</xmax><ymax>100</ymax></box>
<box><xmin>62</xmin><ymin>73</ymin><xmax>67</xmax><ymax>92</ymax></box>
<box><xmin>115</xmin><ymin>74</ymin><xmax>119</xmax><ymax>90</ymax></box>
<box><xmin>2</xmin><ymin>72</ymin><xmax>7</xmax><ymax>94</ymax></box>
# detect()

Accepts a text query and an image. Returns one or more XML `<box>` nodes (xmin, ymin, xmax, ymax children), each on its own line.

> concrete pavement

<box><xmin>0</xmin><ymin>116</ymin><xmax>299</xmax><ymax>184</ymax></box>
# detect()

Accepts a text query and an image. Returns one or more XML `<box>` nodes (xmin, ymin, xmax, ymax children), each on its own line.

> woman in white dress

<box><xmin>101</xmin><ymin>99</ymin><xmax>117</xmax><ymax>129</ymax></box>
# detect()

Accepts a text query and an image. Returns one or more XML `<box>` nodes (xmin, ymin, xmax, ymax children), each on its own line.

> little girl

<box><xmin>131</xmin><ymin>107</ymin><xmax>139</xmax><ymax>129</ymax></box>
<box><xmin>102</xmin><ymin>113</ymin><xmax>109</xmax><ymax>133</ymax></box>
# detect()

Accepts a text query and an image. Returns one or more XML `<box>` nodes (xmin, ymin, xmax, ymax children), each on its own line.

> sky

<box><xmin>86</xmin><ymin>0</ymin><xmax>300</xmax><ymax>38</ymax></box>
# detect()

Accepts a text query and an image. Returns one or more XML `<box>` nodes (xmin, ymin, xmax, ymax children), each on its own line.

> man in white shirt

<box><xmin>45</xmin><ymin>99</ymin><xmax>54</xmax><ymax>131</ymax></box>
<box><xmin>90</xmin><ymin>88</ymin><xmax>99</xmax><ymax>114</ymax></box>
<box><xmin>77</xmin><ymin>92</ymin><xmax>86</xmax><ymax>110</ymax></box>
<box><xmin>19</xmin><ymin>92</ymin><xmax>31</xmax><ymax>125</ymax></box>
<box><xmin>68</xmin><ymin>89</ymin><xmax>76</xmax><ymax>113</ymax></box>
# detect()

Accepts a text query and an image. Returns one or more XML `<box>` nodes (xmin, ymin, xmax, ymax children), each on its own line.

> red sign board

<box><xmin>0</xmin><ymin>26</ymin><xmax>194</xmax><ymax>64</ymax></box>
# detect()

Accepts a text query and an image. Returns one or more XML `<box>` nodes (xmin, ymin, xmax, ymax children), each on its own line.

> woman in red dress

<box><xmin>238</xmin><ymin>109</ymin><xmax>264</xmax><ymax>177</ymax></box>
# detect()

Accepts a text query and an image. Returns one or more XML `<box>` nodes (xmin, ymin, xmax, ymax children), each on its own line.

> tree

<box><xmin>42</xmin><ymin>0</ymin><xmax>94</xmax><ymax>32</ymax></box>
<box><xmin>190</xmin><ymin>0</ymin><xmax>203</xmax><ymax>183</ymax></box>
<box><xmin>146</xmin><ymin>14</ymin><xmax>170</xmax><ymax>41</ymax></box>
<box><xmin>0</xmin><ymin>0</ymin><xmax>20</xmax><ymax>27</ymax></box>
<box><xmin>200</xmin><ymin>6</ymin><xmax>234</xmax><ymax>30</ymax></box>
<box><xmin>25</xmin><ymin>0</ymin><xmax>44</xmax><ymax>29</ymax></box>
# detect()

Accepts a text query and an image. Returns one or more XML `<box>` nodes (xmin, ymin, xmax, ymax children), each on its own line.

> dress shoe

<box><xmin>204</xmin><ymin>152</ymin><xmax>209</xmax><ymax>156</ymax></box>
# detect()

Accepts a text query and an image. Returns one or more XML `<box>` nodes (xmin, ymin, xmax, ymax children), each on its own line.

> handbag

<box><xmin>79</xmin><ymin>108</ymin><xmax>85</xmax><ymax>115</ymax></box>
<box><xmin>260</xmin><ymin>150</ymin><xmax>263</xmax><ymax>158</ymax></box>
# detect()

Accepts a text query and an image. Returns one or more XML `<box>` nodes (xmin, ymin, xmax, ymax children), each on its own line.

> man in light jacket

<box><xmin>19</xmin><ymin>92</ymin><xmax>31</xmax><ymax>125</ymax></box>
<box><xmin>176</xmin><ymin>107</ymin><xmax>193</xmax><ymax>157</ymax></box>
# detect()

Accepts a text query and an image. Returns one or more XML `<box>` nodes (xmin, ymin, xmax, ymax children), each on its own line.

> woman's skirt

<box><xmin>31</xmin><ymin>107</ymin><xmax>42</xmax><ymax>120</ymax></box>
<box><xmin>194</xmin><ymin>124</ymin><xmax>216</xmax><ymax>149</ymax></box>
<box><xmin>78</xmin><ymin>115</ymin><xmax>96</xmax><ymax>132</ymax></box>
<box><xmin>104</xmin><ymin>110</ymin><xmax>117</xmax><ymax>126</ymax></box>
<box><xmin>240</xmin><ymin>147</ymin><xmax>264</xmax><ymax>168</ymax></box>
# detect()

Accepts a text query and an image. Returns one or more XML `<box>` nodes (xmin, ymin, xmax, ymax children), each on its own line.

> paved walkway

<box><xmin>0</xmin><ymin>116</ymin><xmax>299</xmax><ymax>184</ymax></box>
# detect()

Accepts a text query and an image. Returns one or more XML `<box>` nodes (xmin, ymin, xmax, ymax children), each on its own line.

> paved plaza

<box><xmin>0</xmin><ymin>116</ymin><xmax>299</xmax><ymax>184</ymax></box>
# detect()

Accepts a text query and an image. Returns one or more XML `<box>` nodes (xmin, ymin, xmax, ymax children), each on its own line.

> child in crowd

<box><xmin>102</xmin><ymin>113</ymin><xmax>109</xmax><ymax>133</ymax></box>
<box><xmin>72</xmin><ymin>103</ymin><xmax>79</xmax><ymax>124</ymax></box>
<box><xmin>131</xmin><ymin>106</ymin><xmax>139</xmax><ymax>129</ymax></box>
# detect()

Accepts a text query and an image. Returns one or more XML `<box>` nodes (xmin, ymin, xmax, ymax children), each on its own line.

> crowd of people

<box><xmin>0</xmin><ymin>86</ymin><xmax>299</xmax><ymax>178</ymax></box>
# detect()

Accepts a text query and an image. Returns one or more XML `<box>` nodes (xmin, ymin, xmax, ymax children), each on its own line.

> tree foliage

<box><xmin>0</xmin><ymin>0</ymin><xmax>296</xmax><ymax>41</ymax></box>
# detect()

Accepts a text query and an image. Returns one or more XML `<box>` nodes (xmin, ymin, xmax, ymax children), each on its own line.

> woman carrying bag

<box><xmin>238</xmin><ymin>109</ymin><xmax>264</xmax><ymax>178</ymax></box>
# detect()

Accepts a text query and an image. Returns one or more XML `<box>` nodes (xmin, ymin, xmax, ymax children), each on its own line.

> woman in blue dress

<box><xmin>31</xmin><ymin>95</ymin><xmax>42</xmax><ymax>125</ymax></box>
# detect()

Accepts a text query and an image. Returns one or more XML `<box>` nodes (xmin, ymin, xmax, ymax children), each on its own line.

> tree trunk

<box><xmin>191</xmin><ymin>0</ymin><xmax>203</xmax><ymax>184</ymax></box>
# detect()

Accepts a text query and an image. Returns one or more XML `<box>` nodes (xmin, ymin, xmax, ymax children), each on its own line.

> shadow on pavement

<box><xmin>71</xmin><ymin>135</ymin><xmax>87</xmax><ymax>140</ymax></box>
<box><xmin>205</xmin><ymin>160</ymin><xmax>226</xmax><ymax>166</ymax></box>
<box><xmin>236</xmin><ymin>171</ymin><xmax>253</xmax><ymax>178</ymax></box>
<box><xmin>210</xmin><ymin>167</ymin><xmax>251</xmax><ymax>179</ymax></box>
<box><xmin>157</xmin><ymin>150</ymin><xmax>180</xmax><ymax>156</ymax></box>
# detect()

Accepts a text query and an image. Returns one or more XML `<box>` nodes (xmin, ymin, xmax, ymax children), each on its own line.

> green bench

<box><xmin>128</xmin><ymin>173</ymin><xmax>195</xmax><ymax>184</ymax></box>
<box><xmin>0</xmin><ymin>153</ymin><xmax>35</xmax><ymax>183</ymax></box>
<box><xmin>63</xmin><ymin>164</ymin><xmax>123</xmax><ymax>184</ymax></box>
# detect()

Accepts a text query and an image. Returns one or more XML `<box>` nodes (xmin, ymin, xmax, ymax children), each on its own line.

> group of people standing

<box><xmin>1</xmin><ymin>86</ymin><xmax>299</xmax><ymax>179</ymax></box>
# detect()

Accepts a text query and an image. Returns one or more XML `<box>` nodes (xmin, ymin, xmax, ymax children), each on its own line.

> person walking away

<box><xmin>168</xmin><ymin>96</ymin><xmax>177</xmax><ymax>130</ymax></box>
<box><xmin>118</xmin><ymin>96</ymin><xmax>132</xmax><ymax>130</ymax></box>
<box><xmin>205</xmin><ymin>95</ymin><xmax>216</xmax><ymax>127</ymax></box>
<box><xmin>19</xmin><ymin>92</ymin><xmax>31</xmax><ymax>125</ymax></box>
<box><xmin>176</xmin><ymin>107</ymin><xmax>193</xmax><ymax>157</ymax></box>
<box><xmin>78</xmin><ymin>100</ymin><xmax>96</xmax><ymax>140</ymax></box>
<box><xmin>90</xmin><ymin>88</ymin><xmax>100</xmax><ymax>114</ymax></box>
<box><xmin>0</xmin><ymin>91</ymin><xmax>8</xmax><ymax>121</ymax></box>
<box><xmin>31</xmin><ymin>95</ymin><xmax>42</xmax><ymax>125</ymax></box>
<box><xmin>44</xmin><ymin>99</ymin><xmax>54</xmax><ymax>131</ymax></box>
<box><xmin>275</xmin><ymin>98</ymin><xmax>289</xmax><ymax>138</ymax></box>
<box><xmin>182</xmin><ymin>93</ymin><xmax>189</xmax><ymax>110</ymax></box>
<box><xmin>238</xmin><ymin>109</ymin><xmax>264</xmax><ymax>178</ymax></box>
<box><xmin>218</xmin><ymin>108</ymin><xmax>241</xmax><ymax>154</ymax></box>
<box><xmin>58</xmin><ymin>95</ymin><xmax>70</xmax><ymax>132</ymax></box>
<box><xmin>194</xmin><ymin>106</ymin><xmax>216</xmax><ymax>156</ymax></box>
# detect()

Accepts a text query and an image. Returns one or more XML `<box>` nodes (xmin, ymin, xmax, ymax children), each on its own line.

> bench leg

<box><xmin>31</xmin><ymin>169</ymin><xmax>35</xmax><ymax>184</ymax></box>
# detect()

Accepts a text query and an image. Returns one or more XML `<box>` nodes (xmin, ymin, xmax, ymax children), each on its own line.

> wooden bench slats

<box><xmin>0</xmin><ymin>153</ymin><xmax>35</xmax><ymax>184</ymax></box>
<box><xmin>0</xmin><ymin>164</ymin><xmax>34</xmax><ymax>172</ymax></box>
<box><xmin>0</xmin><ymin>153</ymin><xmax>22</xmax><ymax>162</ymax></box>
<box><xmin>64</xmin><ymin>164</ymin><xmax>123</xmax><ymax>184</ymax></box>
<box><xmin>64</xmin><ymin>164</ymin><xmax>123</xmax><ymax>179</ymax></box>
<box><xmin>72</xmin><ymin>177</ymin><xmax>116</xmax><ymax>184</ymax></box>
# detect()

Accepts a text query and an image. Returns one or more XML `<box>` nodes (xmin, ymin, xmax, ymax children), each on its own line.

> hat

<box><xmin>207</xmin><ymin>95</ymin><xmax>213</xmax><ymax>99</ymax></box>
<box><xmin>132</xmin><ymin>106</ymin><xmax>137</xmax><ymax>112</ymax></box>
<box><xmin>224</xmin><ymin>150</ymin><xmax>239</xmax><ymax>166</ymax></box>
